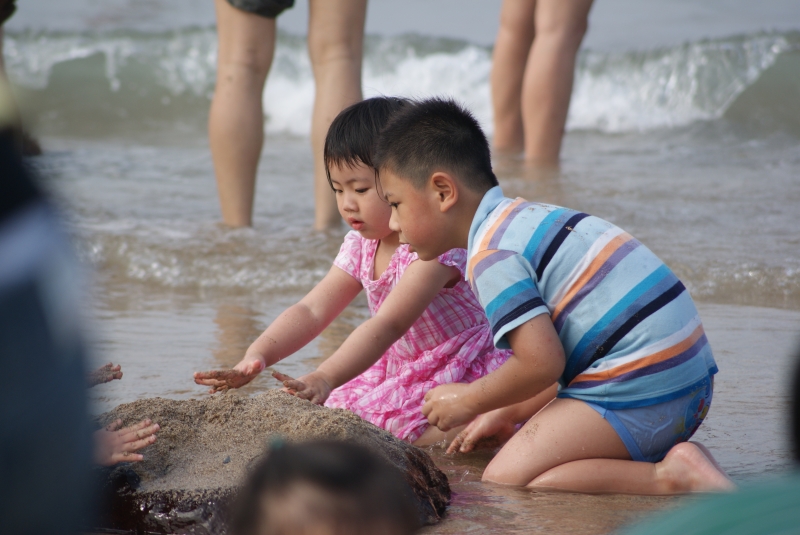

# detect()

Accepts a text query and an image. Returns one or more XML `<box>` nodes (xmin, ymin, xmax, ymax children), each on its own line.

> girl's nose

<box><xmin>342</xmin><ymin>193</ymin><xmax>358</xmax><ymax>212</ymax></box>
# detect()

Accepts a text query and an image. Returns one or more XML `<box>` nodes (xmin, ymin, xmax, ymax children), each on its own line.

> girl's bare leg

<box><xmin>308</xmin><ymin>0</ymin><xmax>366</xmax><ymax>230</ymax></box>
<box><xmin>209</xmin><ymin>0</ymin><xmax>276</xmax><ymax>227</ymax></box>
<box><xmin>413</xmin><ymin>424</ymin><xmax>466</xmax><ymax>447</ymax></box>
<box><xmin>520</xmin><ymin>0</ymin><xmax>593</xmax><ymax>165</ymax></box>
<box><xmin>483</xmin><ymin>398</ymin><xmax>735</xmax><ymax>494</ymax></box>
<box><xmin>491</xmin><ymin>0</ymin><xmax>536</xmax><ymax>154</ymax></box>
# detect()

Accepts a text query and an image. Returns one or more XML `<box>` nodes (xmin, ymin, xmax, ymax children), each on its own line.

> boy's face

<box><xmin>380</xmin><ymin>168</ymin><xmax>452</xmax><ymax>261</ymax></box>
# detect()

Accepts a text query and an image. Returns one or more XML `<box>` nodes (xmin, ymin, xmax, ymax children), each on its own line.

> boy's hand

<box><xmin>94</xmin><ymin>418</ymin><xmax>159</xmax><ymax>466</ymax></box>
<box><xmin>422</xmin><ymin>383</ymin><xmax>478</xmax><ymax>432</ymax></box>
<box><xmin>88</xmin><ymin>362</ymin><xmax>123</xmax><ymax>387</ymax></box>
<box><xmin>272</xmin><ymin>370</ymin><xmax>333</xmax><ymax>405</ymax></box>
<box><xmin>193</xmin><ymin>355</ymin><xmax>265</xmax><ymax>393</ymax></box>
<box><xmin>446</xmin><ymin>409</ymin><xmax>517</xmax><ymax>454</ymax></box>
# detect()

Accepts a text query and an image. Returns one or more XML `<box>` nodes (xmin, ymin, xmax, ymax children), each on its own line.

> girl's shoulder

<box><xmin>333</xmin><ymin>230</ymin><xmax>377</xmax><ymax>282</ymax></box>
<box><xmin>393</xmin><ymin>245</ymin><xmax>468</xmax><ymax>278</ymax></box>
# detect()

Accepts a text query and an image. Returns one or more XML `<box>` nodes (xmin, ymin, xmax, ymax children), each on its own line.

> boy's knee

<box><xmin>481</xmin><ymin>461</ymin><xmax>536</xmax><ymax>487</ymax></box>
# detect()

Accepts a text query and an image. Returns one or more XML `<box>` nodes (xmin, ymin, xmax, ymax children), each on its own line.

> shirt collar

<box><xmin>467</xmin><ymin>185</ymin><xmax>506</xmax><ymax>260</ymax></box>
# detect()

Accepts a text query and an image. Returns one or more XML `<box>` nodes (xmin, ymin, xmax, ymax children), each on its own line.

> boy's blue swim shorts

<box><xmin>586</xmin><ymin>375</ymin><xmax>714</xmax><ymax>462</ymax></box>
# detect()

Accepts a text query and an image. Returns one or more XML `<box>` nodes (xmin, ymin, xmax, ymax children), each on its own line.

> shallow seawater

<box><xmin>11</xmin><ymin>15</ymin><xmax>800</xmax><ymax>533</ymax></box>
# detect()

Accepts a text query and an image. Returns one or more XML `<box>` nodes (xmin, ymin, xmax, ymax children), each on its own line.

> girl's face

<box><xmin>329</xmin><ymin>162</ymin><xmax>394</xmax><ymax>241</ymax></box>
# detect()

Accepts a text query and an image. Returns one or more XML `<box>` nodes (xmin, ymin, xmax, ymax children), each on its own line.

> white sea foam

<box><xmin>5</xmin><ymin>29</ymin><xmax>799</xmax><ymax>136</ymax></box>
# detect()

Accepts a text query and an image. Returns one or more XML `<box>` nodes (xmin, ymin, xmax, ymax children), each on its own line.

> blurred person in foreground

<box><xmin>230</xmin><ymin>440</ymin><xmax>421</xmax><ymax>535</ymax></box>
<box><xmin>0</xmin><ymin>76</ymin><xmax>91</xmax><ymax>534</ymax></box>
<box><xmin>0</xmin><ymin>0</ymin><xmax>41</xmax><ymax>155</ymax></box>
<box><xmin>210</xmin><ymin>0</ymin><xmax>366</xmax><ymax>229</ymax></box>
<box><xmin>617</xmin><ymin>345</ymin><xmax>800</xmax><ymax>535</ymax></box>
<box><xmin>0</xmin><ymin>76</ymin><xmax>158</xmax><ymax>534</ymax></box>
<box><xmin>491</xmin><ymin>0</ymin><xmax>593</xmax><ymax>166</ymax></box>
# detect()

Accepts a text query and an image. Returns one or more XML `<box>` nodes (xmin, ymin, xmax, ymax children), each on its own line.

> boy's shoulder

<box><xmin>470</xmin><ymin>193</ymin><xmax>606</xmax><ymax>256</ymax></box>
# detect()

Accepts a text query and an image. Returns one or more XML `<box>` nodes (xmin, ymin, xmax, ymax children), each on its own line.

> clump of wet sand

<box><xmin>97</xmin><ymin>390</ymin><xmax>450</xmax><ymax>534</ymax></box>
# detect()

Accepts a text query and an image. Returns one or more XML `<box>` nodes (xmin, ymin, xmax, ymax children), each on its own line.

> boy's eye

<box><xmin>389</xmin><ymin>202</ymin><xmax>399</xmax><ymax>209</ymax></box>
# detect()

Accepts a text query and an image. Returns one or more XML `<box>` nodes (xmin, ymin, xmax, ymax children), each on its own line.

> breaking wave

<box><xmin>5</xmin><ymin>28</ymin><xmax>800</xmax><ymax>137</ymax></box>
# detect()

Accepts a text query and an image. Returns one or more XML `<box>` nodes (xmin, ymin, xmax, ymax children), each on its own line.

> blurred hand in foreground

<box><xmin>94</xmin><ymin>419</ymin><xmax>159</xmax><ymax>466</ymax></box>
<box><xmin>87</xmin><ymin>362</ymin><xmax>123</xmax><ymax>387</ymax></box>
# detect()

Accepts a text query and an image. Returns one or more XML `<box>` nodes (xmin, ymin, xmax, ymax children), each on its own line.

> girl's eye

<box><xmin>355</xmin><ymin>188</ymin><xmax>369</xmax><ymax>194</ymax></box>
<box><xmin>333</xmin><ymin>189</ymin><xmax>343</xmax><ymax>194</ymax></box>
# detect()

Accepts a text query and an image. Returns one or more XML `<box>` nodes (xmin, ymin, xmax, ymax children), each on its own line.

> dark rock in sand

<box><xmin>96</xmin><ymin>390</ymin><xmax>450</xmax><ymax>534</ymax></box>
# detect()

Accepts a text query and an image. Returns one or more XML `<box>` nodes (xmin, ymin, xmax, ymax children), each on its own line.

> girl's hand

<box><xmin>272</xmin><ymin>370</ymin><xmax>333</xmax><ymax>405</ymax></box>
<box><xmin>446</xmin><ymin>409</ymin><xmax>517</xmax><ymax>454</ymax></box>
<box><xmin>422</xmin><ymin>383</ymin><xmax>478</xmax><ymax>432</ymax></box>
<box><xmin>94</xmin><ymin>419</ymin><xmax>159</xmax><ymax>466</ymax></box>
<box><xmin>193</xmin><ymin>355</ymin><xmax>265</xmax><ymax>394</ymax></box>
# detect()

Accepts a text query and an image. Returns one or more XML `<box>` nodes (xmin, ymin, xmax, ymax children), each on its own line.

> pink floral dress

<box><xmin>324</xmin><ymin>231</ymin><xmax>511</xmax><ymax>442</ymax></box>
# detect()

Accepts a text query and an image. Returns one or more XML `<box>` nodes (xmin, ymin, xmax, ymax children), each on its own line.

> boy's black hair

<box><xmin>230</xmin><ymin>439</ymin><xmax>421</xmax><ymax>535</ymax></box>
<box><xmin>324</xmin><ymin>97</ymin><xmax>411</xmax><ymax>188</ymax></box>
<box><xmin>373</xmin><ymin>97</ymin><xmax>498</xmax><ymax>193</ymax></box>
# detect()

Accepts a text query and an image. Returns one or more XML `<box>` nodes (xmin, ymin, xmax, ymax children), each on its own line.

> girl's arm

<box><xmin>193</xmin><ymin>265</ymin><xmax>363</xmax><ymax>393</ymax></box>
<box><xmin>278</xmin><ymin>259</ymin><xmax>461</xmax><ymax>404</ymax></box>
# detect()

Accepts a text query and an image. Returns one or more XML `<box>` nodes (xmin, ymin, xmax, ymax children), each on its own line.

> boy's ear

<box><xmin>429</xmin><ymin>171</ymin><xmax>458</xmax><ymax>213</ymax></box>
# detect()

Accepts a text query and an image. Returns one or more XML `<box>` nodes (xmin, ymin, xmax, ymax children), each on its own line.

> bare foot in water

<box><xmin>656</xmin><ymin>442</ymin><xmax>736</xmax><ymax>493</ymax></box>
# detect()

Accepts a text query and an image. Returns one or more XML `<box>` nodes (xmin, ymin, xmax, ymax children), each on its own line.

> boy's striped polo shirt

<box><xmin>466</xmin><ymin>186</ymin><xmax>717</xmax><ymax>409</ymax></box>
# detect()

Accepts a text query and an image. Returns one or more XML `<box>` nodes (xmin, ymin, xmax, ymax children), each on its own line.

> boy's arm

<box><xmin>193</xmin><ymin>265</ymin><xmax>363</xmax><ymax>393</ymax></box>
<box><xmin>278</xmin><ymin>259</ymin><xmax>461</xmax><ymax>404</ymax></box>
<box><xmin>422</xmin><ymin>314</ymin><xmax>565</xmax><ymax>431</ymax></box>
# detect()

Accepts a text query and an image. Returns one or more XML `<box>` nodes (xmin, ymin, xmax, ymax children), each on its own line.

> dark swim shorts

<box><xmin>1</xmin><ymin>0</ymin><xmax>16</xmax><ymax>25</ymax></box>
<box><xmin>225</xmin><ymin>0</ymin><xmax>294</xmax><ymax>18</ymax></box>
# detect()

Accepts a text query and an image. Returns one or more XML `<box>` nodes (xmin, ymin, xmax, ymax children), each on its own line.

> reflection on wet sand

<box><xmin>493</xmin><ymin>154</ymin><xmax>569</xmax><ymax>207</ymax></box>
<box><xmin>211</xmin><ymin>303</ymin><xmax>265</xmax><ymax>368</ymax></box>
<box><xmin>423</xmin><ymin>447</ymin><xmax>679</xmax><ymax>534</ymax></box>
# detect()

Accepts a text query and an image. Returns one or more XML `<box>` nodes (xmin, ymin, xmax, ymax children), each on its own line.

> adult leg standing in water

<box><xmin>308</xmin><ymin>0</ymin><xmax>366</xmax><ymax>229</ymax></box>
<box><xmin>491</xmin><ymin>0</ymin><xmax>593</xmax><ymax>165</ymax></box>
<box><xmin>209</xmin><ymin>0</ymin><xmax>366</xmax><ymax>229</ymax></box>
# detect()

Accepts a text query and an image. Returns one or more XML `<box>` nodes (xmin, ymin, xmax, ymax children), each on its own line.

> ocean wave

<box><xmin>5</xmin><ymin>28</ymin><xmax>800</xmax><ymax>136</ymax></box>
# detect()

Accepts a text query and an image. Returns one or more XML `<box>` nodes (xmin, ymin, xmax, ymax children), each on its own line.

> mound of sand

<box><xmin>96</xmin><ymin>390</ymin><xmax>450</xmax><ymax>534</ymax></box>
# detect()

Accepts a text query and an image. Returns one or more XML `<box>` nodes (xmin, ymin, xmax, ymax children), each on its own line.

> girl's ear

<box><xmin>429</xmin><ymin>171</ymin><xmax>459</xmax><ymax>213</ymax></box>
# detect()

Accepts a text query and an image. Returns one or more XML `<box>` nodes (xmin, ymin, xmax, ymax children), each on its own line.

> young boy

<box><xmin>374</xmin><ymin>97</ymin><xmax>734</xmax><ymax>494</ymax></box>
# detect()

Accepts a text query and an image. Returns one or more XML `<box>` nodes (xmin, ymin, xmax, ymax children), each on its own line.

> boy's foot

<box><xmin>657</xmin><ymin>441</ymin><xmax>736</xmax><ymax>493</ymax></box>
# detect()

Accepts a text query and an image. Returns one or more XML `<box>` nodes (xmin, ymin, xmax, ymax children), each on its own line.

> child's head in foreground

<box><xmin>373</xmin><ymin>97</ymin><xmax>499</xmax><ymax>261</ymax></box>
<box><xmin>230</xmin><ymin>439</ymin><xmax>421</xmax><ymax>535</ymax></box>
<box><xmin>324</xmin><ymin>96</ymin><xmax>410</xmax><ymax>241</ymax></box>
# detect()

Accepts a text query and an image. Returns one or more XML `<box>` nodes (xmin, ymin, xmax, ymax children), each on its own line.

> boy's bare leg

<box><xmin>483</xmin><ymin>398</ymin><xmax>735</xmax><ymax>494</ymax></box>
<box><xmin>308</xmin><ymin>0</ymin><xmax>366</xmax><ymax>230</ymax></box>
<box><xmin>209</xmin><ymin>0</ymin><xmax>276</xmax><ymax>227</ymax></box>
<box><xmin>520</xmin><ymin>0</ymin><xmax>592</xmax><ymax>165</ymax></box>
<box><xmin>490</xmin><ymin>0</ymin><xmax>535</xmax><ymax>154</ymax></box>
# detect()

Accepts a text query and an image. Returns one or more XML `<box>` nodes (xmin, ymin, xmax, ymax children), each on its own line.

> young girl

<box><xmin>194</xmin><ymin>97</ymin><xmax>511</xmax><ymax>445</ymax></box>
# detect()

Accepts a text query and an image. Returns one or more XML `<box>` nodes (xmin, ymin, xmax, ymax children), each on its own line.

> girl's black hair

<box><xmin>323</xmin><ymin>97</ymin><xmax>411</xmax><ymax>189</ymax></box>
<box><xmin>230</xmin><ymin>439</ymin><xmax>421</xmax><ymax>535</ymax></box>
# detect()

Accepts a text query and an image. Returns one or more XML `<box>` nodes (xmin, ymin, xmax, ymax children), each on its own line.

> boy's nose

<box><xmin>388</xmin><ymin>210</ymin><xmax>401</xmax><ymax>232</ymax></box>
